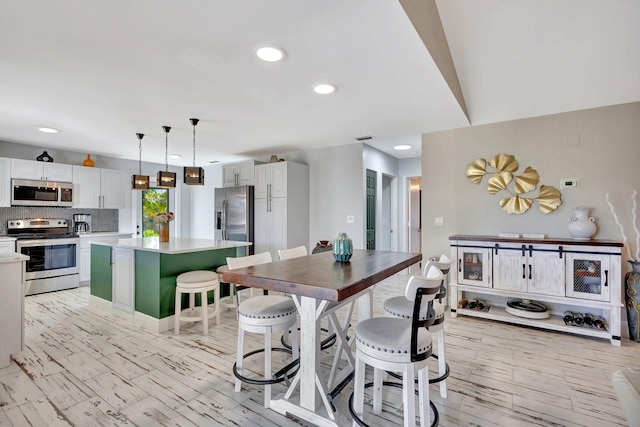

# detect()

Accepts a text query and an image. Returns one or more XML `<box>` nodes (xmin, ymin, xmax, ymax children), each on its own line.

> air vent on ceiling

<box><xmin>355</xmin><ymin>135</ymin><xmax>374</xmax><ymax>141</ymax></box>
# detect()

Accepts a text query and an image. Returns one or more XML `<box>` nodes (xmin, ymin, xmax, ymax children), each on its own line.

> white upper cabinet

<box><xmin>11</xmin><ymin>159</ymin><xmax>73</xmax><ymax>181</ymax></box>
<box><xmin>72</xmin><ymin>166</ymin><xmax>125</xmax><ymax>209</ymax></box>
<box><xmin>100</xmin><ymin>168</ymin><xmax>125</xmax><ymax>209</ymax></box>
<box><xmin>222</xmin><ymin>160</ymin><xmax>258</xmax><ymax>187</ymax></box>
<box><xmin>255</xmin><ymin>162</ymin><xmax>288</xmax><ymax>199</ymax></box>
<box><xmin>0</xmin><ymin>157</ymin><xmax>10</xmax><ymax>207</ymax></box>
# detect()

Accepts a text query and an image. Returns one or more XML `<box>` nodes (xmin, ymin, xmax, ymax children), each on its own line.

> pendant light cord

<box><xmin>162</xmin><ymin>126</ymin><xmax>171</xmax><ymax>172</ymax></box>
<box><xmin>136</xmin><ymin>133</ymin><xmax>144</xmax><ymax>174</ymax></box>
<box><xmin>190</xmin><ymin>118</ymin><xmax>199</xmax><ymax>167</ymax></box>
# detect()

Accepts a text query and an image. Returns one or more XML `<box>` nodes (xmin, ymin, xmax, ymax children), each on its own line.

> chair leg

<box><xmin>202</xmin><ymin>290</ymin><xmax>208</xmax><ymax>335</ymax></box>
<box><xmin>373</xmin><ymin>367</ymin><xmax>383</xmax><ymax>414</ymax></box>
<box><xmin>264</xmin><ymin>326</ymin><xmax>272</xmax><ymax>408</ymax></box>
<box><xmin>235</xmin><ymin>324</ymin><xmax>244</xmax><ymax>392</ymax></box>
<box><xmin>417</xmin><ymin>366</ymin><xmax>430</xmax><ymax>427</ymax></box>
<box><xmin>291</xmin><ymin>322</ymin><xmax>299</xmax><ymax>360</ymax></box>
<box><xmin>403</xmin><ymin>364</ymin><xmax>416</xmax><ymax>427</ymax></box>
<box><xmin>437</xmin><ymin>328</ymin><xmax>447</xmax><ymax>398</ymax></box>
<box><xmin>353</xmin><ymin>354</ymin><xmax>366</xmax><ymax>427</ymax></box>
<box><xmin>214</xmin><ymin>284</ymin><xmax>220</xmax><ymax>325</ymax></box>
<box><xmin>174</xmin><ymin>289</ymin><xmax>181</xmax><ymax>335</ymax></box>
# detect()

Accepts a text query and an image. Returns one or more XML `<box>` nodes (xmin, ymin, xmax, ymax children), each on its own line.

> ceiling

<box><xmin>0</xmin><ymin>1</ymin><xmax>638</xmax><ymax>167</ymax></box>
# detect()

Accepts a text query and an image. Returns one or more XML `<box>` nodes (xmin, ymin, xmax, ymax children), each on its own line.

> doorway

<box><xmin>366</xmin><ymin>169</ymin><xmax>376</xmax><ymax>250</ymax></box>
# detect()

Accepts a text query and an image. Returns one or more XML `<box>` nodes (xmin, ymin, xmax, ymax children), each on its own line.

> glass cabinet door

<box><xmin>565</xmin><ymin>253</ymin><xmax>610</xmax><ymax>301</ymax></box>
<box><xmin>457</xmin><ymin>247</ymin><xmax>492</xmax><ymax>287</ymax></box>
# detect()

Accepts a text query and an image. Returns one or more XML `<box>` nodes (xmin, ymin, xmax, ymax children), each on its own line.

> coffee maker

<box><xmin>73</xmin><ymin>214</ymin><xmax>91</xmax><ymax>233</ymax></box>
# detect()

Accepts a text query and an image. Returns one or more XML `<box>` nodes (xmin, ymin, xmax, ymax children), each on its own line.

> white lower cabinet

<box><xmin>450</xmin><ymin>235</ymin><xmax>623</xmax><ymax>345</ymax></box>
<box><xmin>79</xmin><ymin>234</ymin><xmax>132</xmax><ymax>283</ymax></box>
<box><xmin>112</xmin><ymin>247</ymin><xmax>135</xmax><ymax>314</ymax></box>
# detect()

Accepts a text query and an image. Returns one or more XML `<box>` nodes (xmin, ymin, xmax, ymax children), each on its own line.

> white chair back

<box><xmin>405</xmin><ymin>265</ymin><xmax>443</xmax><ymax>301</ymax></box>
<box><xmin>422</xmin><ymin>254</ymin><xmax>451</xmax><ymax>276</ymax></box>
<box><xmin>277</xmin><ymin>245</ymin><xmax>307</xmax><ymax>260</ymax></box>
<box><xmin>227</xmin><ymin>251</ymin><xmax>273</xmax><ymax>270</ymax></box>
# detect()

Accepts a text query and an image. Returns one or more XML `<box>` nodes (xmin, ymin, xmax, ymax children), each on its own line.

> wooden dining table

<box><xmin>223</xmin><ymin>249</ymin><xmax>421</xmax><ymax>426</ymax></box>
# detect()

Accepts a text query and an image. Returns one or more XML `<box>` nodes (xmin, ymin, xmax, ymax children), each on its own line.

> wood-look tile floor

<box><xmin>1</xmin><ymin>273</ymin><xmax>636</xmax><ymax>426</ymax></box>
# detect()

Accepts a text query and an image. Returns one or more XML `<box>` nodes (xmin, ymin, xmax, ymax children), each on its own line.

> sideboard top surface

<box><xmin>449</xmin><ymin>234</ymin><xmax>623</xmax><ymax>248</ymax></box>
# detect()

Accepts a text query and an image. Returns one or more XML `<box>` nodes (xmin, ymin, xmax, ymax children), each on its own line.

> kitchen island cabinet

<box><xmin>0</xmin><ymin>252</ymin><xmax>29</xmax><ymax>368</ymax></box>
<box><xmin>89</xmin><ymin>237</ymin><xmax>251</xmax><ymax>332</ymax></box>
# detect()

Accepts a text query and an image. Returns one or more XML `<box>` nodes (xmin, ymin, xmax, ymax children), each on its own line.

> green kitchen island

<box><xmin>89</xmin><ymin>237</ymin><xmax>251</xmax><ymax>333</ymax></box>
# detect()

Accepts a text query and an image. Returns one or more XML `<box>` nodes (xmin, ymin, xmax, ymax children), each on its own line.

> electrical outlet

<box><xmin>347</xmin><ymin>215</ymin><xmax>354</xmax><ymax>224</ymax></box>
<box><xmin>434</xmin><ymin>217</ymin><xmax>444</xmax><ymax>226</ymax></box>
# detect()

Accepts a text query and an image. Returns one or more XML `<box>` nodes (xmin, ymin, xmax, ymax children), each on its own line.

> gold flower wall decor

<box><xmin>466</xmin><ymin>153</ymin><xmax>562</xmax><ymax>215</ymax></box>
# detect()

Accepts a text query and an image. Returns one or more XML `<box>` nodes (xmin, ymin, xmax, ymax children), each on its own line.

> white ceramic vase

<box><xmin>568</xmin><ymin>206</ymin><xmax>597</xmax><ymax>240</ymax></box>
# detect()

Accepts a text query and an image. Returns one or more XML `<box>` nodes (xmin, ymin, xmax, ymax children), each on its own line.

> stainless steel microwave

<box><xmin>11</xmin><ymin>178</ymin><xmax>74</xmax><ymax>207</ymax></box>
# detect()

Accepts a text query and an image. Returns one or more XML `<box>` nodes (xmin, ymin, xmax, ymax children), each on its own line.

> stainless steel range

<box><xmin>8</xmin><ymin>218</ymin><xmax>79</xmax><ymax>295</ymax></box>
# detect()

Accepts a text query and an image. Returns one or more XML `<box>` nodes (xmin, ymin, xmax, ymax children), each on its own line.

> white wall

<box><xmin>421</xmin><ymin>101</ymin><xmax>640</xmax><ymax>268</ymax></box>
<box><xmin>187</xmin><ymin>163</ymin><xmax>223</xmax><ymax>239</ymax></box>
<box><xmin>285</xmin><ymin>143</ymin><xmax>365</xmax><ymax>249</ymax></box>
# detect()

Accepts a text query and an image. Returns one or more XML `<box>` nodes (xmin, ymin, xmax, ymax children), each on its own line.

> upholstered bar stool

<box><xmin>216</xmin><ymin>265</ymin><xmax>239</xmax><ymax>311</ymax></box>
<box><xmin>174</xmin><ymin>270</ymin><xmax>220</xmax><ymax>335</ymax></box>
<box><xmin>227</xmin><ymin>252</ymin><xmax>299</xmax><ymax>409</ymax></box>
<box><xmin>383</xmin><ymin>255</ymin><xmax>451</xmax><ymax>398</ymax></box>
<box><xmin>350</xmin><ymin>266</ymin><xmax>444</xmax><ymax>427</ymax></box>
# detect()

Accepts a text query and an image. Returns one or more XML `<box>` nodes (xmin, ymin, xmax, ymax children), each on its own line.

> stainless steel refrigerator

<box><xmin>214</xmin><ymin>185</ymin><xmax>254</xmax><ymax>255</ymax></box>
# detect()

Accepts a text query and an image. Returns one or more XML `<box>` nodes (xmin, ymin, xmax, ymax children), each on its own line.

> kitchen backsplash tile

<box><xmin>0</xmin><ymin>207</ymin><xmax>118</xmax><ymax>235</ymax></box>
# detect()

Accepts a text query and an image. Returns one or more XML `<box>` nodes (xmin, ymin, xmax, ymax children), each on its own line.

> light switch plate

<box><xmin>434</xmin><ymin>217</ymin><xmax>444</xmax><ymax>226</ymax></box>
<box><xmin>346</xmin><ymin>215</ymin><xmax>354</xmax><ymax>224</ymax></box>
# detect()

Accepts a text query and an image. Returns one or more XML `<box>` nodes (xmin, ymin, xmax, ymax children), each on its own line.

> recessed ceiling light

<box><xmin>313</xmin><ymin>83</ymin><xmax>337</xmax><ymax>95</ymax></box>
<box><xmin>169</xmin><ymin>154</ymin><xmax>181</xmax><ymax>159</ymax></box>
<box><xmin>256</xmin><ymin>45</ymin><xmax>285</xmax><ymax>62</ymax></box>
<box><xmin>394</xmin><ymin>144</ymin><xmax>412</xmax><ymax>151</ymax></box>
<box><xmin>38</xmin><ymin>127</ymin><xmax>59</xmax><ymax>133</ymax></box>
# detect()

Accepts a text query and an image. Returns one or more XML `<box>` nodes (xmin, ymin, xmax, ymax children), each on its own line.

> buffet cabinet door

<box><xmin>565</xmin><ymin>253</ymin><xmax>611</xmax><ymax>301</ymax></box>
<box><xmin>456</xmin><ymin>247</ymin><xmax>492</xmax><ymax>287</ymax></box>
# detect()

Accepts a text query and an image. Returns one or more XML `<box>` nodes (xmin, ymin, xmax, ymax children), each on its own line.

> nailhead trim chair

<box><xmin>350</xmin><ymin>266</ymin><xmax>444</xmax><ymax>427</ymax></box>
<box><xmin>227</xmin><ymin>251</ymin><xmax>299</xmax><ymax>409</ymax></box>
<box><xmin>382</xmin><ymin>255</ymin><xmax>451</xmax><ymax>398</ymax></box>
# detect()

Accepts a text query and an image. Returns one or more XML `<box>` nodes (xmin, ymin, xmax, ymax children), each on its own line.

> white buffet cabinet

<box><xmin>449</xmin><ymin>235</ymin><xmax>623</xmax><ymax>345</ymax></box>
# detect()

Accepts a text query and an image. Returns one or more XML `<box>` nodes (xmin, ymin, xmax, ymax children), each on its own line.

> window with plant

<box><xmin>142</xmin><ymin>188</ymin><xmax>168</xmax><ymax>237</ymax></box>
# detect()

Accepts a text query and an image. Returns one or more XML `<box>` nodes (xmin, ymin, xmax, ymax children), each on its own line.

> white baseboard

<box><xmin>88</xmin><ymin>295</ymin><xmax>174</xmax><ymax>333</ymax></box>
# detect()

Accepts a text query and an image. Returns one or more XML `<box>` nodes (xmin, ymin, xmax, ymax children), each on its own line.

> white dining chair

<box><xmin>277</xmin><ymin>245</ymin><xmax>307</xmax><ymax>261</ymax></box>
<box><xmin>227</xmin><ymin>251</ymin><xmax>299</xmax><ymax>409</ymax></box>
<box><xmin>383</xmin><ymin>254</ymin><xmax>451</xmax><ymax>398</ymax></box>
<box><xmin>350</xmin><ymin>265</ymin><xmax>444</xmax><ymax>426</ymax></box>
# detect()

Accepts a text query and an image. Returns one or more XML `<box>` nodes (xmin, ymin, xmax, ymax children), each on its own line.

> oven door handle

<box><xmin>17</xmin><ymin>238</ymin><xmax>80</xmax><ymax>247</ymax></box>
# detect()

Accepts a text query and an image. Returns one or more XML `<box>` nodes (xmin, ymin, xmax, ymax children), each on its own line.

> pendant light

<box><xmin>183</xmin><ymin>118</ymin><xmax>205</xmax><ymax>185</ymax></box>
<box><xmin>157</xmin><ymin>126</ymin><xmax>176</xmax><ymax>188</ymax></box>
<box><xmin>132</xmin><ymin>133</ymin><xmax>150</xmax><ymax>190</ymax></box>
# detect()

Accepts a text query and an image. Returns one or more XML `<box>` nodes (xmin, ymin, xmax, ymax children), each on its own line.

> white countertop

<box><xmin>90</xmin><ymin>237</ymin><xmax>252</xmax><ymax>254</ymax></box>
<box><xmin>0</xmin><ymin>251</ymin><xmax>29</xmax><ymax>263</ymax></box>
<box><xmin>78</xmin><ymin>232</ymin><xmax>133</xmax><ymax>238</ymax></box>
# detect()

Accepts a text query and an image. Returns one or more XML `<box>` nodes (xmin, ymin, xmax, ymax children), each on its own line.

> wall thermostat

<box><xmin>561</xmin><ymin>178</ymin><xmax>578</xmax><ymax>189</ymax></box>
